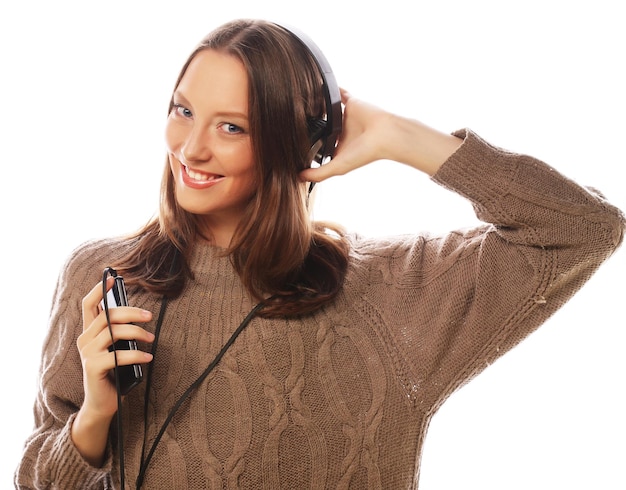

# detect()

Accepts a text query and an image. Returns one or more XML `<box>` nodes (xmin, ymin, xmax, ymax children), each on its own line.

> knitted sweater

<box><xmin>15</xmin><ymin>130</ymin><xmax>625</xmax><ymax>489</ymax></box>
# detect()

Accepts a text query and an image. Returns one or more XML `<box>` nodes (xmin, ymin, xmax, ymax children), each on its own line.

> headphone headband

<box><xmin>273</xmin><ymin>23</ymin><xmax>342</xmax><ymax>166</ymax></box>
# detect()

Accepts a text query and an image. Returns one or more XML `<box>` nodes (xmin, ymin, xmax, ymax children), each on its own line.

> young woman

<box><xmin>15</xmin><ymin>19</ymin><xmax>624</xmax><ymax>489</ymax></box>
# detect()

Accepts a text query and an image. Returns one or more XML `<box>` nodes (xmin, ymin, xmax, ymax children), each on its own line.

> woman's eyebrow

<box><xmin>171</xmin><ymin>90</ymin><xmax>191</xmax><ymax>104</ymax></box>
<box><xmin>213</xmin><ymin>110</ymin><xmax>249</xmax><ymax>120</ymax></box>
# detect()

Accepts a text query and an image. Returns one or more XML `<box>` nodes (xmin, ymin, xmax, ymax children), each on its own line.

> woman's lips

<box><xmin>180</xmin><ymin>163</ymin><xmax>225</xmax><ymax>189</ymax></box>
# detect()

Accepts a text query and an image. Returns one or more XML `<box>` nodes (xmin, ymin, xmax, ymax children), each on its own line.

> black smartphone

<box><xmin>103</xmin><ymin>275</ymin><xmax>143</xmax><ymax>395</ymax></box>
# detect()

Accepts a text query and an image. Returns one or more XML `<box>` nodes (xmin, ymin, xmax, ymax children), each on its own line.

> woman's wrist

<box><xmin>389</xmin><ymin>115</ymin><xmax>463</xmax><ymax>176</ymax></box>
<box><xmin>71</xmin><ymin>406</ymin><xmax>114</xmax><ymax>467</ymax></box>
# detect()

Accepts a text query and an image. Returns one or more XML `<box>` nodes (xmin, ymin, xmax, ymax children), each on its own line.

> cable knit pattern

<box><xmin>15</xmin><ymin>130</ymin><xmax>624</xmax><ymax>489</ymax></box>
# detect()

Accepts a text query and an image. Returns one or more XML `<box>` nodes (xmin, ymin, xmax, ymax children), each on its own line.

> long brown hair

<box><xmin>115</xmin><ymin>19</ymin><xmax>349</xmax><ymax>317</ymax></box>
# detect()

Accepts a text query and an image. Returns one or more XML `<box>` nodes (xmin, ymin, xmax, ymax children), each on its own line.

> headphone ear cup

<box><xmin>307</xmin><ymin>118</ymin><xmax>328</xmax><ymax>166</ymax></box>
<box><xmin>307</xmin><ymin>117</ymin><xmax>327</xmax><ymax>144</ymax></box>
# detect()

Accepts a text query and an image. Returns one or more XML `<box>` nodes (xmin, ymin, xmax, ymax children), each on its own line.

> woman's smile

<box><xmin>179</xmin><ymin>162</ymin><xmax>225</xmax><ymax>189</ymax></box>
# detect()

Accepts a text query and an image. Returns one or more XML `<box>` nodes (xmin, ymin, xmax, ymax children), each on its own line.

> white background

<box><xmin>1</xmin><ymin>0</ymin><xmax>624</xmax><ymax>488</ymax></box>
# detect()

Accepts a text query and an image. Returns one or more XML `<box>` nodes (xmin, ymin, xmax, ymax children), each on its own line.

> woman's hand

<box><xmin>300</xmin><ymin>89</ymin><xmax>463</xmax><ymax>183</ymax></box>
<box><xmin>71</xmin><ymin>277</ymin><xmax>153</xmax><ymax>466</ymax></box>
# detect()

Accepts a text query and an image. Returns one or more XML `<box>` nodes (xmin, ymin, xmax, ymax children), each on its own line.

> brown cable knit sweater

<box><xmin>15</xmin><ymin>130</ymin><xmax>625</xmax><ymax>489</ymax></box>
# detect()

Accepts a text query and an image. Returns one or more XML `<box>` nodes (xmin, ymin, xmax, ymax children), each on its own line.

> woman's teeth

<box><xmin>185</xmin><ymin>166</ymin><xmax>220</xmax><ymax>181</ymax></box>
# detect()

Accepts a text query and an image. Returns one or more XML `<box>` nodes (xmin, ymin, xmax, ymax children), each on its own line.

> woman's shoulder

<box><xmin>343</xmin><ymin>231</ymin><xmax>427</xmax><ymax>284</ymax></box>
<box><xmin>67</xmin><ymin>235</ymin><xmax>135</xmax><ymax>264</ymax></box>
<box><xmin>343</xmin><ymin>226</ymin><xmax>486</xmax><ymax>290</ymax></box>
<box><xmin>59</xmin><ymin>235</ymin><xmax>138</xmax><ymax>286</ymax></box>
<box><xmin>346</xmin><ymin>230</ymin><xmax>433</xmax><ymax>261</ymax></box>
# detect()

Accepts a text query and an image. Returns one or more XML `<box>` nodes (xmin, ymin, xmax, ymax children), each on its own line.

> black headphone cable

<box><xmin>101</xmin><ymin>267</ymin><xmax>127</xmax><ymax>489</ymax></box>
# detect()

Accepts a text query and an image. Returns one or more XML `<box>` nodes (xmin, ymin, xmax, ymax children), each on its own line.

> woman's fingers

<box><xmin>83</xmin><ymin>345</ymin><xmax>153</xmax><ymax>376</ymax></box>
<box><xmin>300</xmin><ymin>89</ymin><xmax>393</xmax><ymax>183</ymax></box>
<box><xmin>83</xmin><ymin>320</ymin><xmax>154</xmax><ymax>356</ymax></box>
<box><xmin>78</xmin><ymin>306</ymin><xmax>152</xmax><ymax>350</ymax></box>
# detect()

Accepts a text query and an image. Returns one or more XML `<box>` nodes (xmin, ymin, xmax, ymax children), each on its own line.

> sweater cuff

<box><xmin>431</xmin><ymin>128</ymin><xmax>518</xmax><ymax>207</ymax></box>
<box><xmin>49</xmin><ymin>413</ymin><xmax>112</xmax><ymax>487</ymax></box>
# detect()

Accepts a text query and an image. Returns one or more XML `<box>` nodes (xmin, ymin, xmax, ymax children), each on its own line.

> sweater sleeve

<box><xmin>348</xmin><ymin>129</ymin><xmax>625</xmax><ymax>410</ymax></box>
<box><xmin>14</xmin><ymin>242</ymin><xmax>113</xmax><ymax>489</ymax></box>
<box><xmin>431</xmin><ymin>129</ymin><xmax>624</xmax><ymax>404</ymax></box>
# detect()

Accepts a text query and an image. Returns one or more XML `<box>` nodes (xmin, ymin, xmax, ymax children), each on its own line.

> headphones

<box><xmin>274</xmin><ymin>23</ymin><xmax>342</xmax><ymax>168</ymax></box>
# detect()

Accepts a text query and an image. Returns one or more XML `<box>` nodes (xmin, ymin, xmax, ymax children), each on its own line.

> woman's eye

<box><xmin>221</xmin><ymin>123</ymin><xmax>243</xmax><ymax>134</ymax></box>
<box><xmin>173</xmin><ymin>104</ymin><xmax>192</xmax><ymax>118</ymax></box>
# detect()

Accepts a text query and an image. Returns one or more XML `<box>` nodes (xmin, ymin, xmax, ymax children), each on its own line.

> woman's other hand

<box><xmin>71</xmin><ymin>278</ymin><xmax>153</xmax><ymax>466</ymax></box>
<box><xmin>300</xmin><ymin>89</ymin><xmax>463</xmax><ymax>183</ymax></box>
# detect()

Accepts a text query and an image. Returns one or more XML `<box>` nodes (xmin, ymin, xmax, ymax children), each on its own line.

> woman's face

<box><xmin>165</xmin><ymin>49</ymin><xmax>255</xmax><ymax>240</ymax></box>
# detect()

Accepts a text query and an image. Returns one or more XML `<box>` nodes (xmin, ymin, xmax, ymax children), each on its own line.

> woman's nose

<box><xmin>181</xmin><ymin>127</ymin><xmax>212</xmax><ymax>163</ymax></box>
